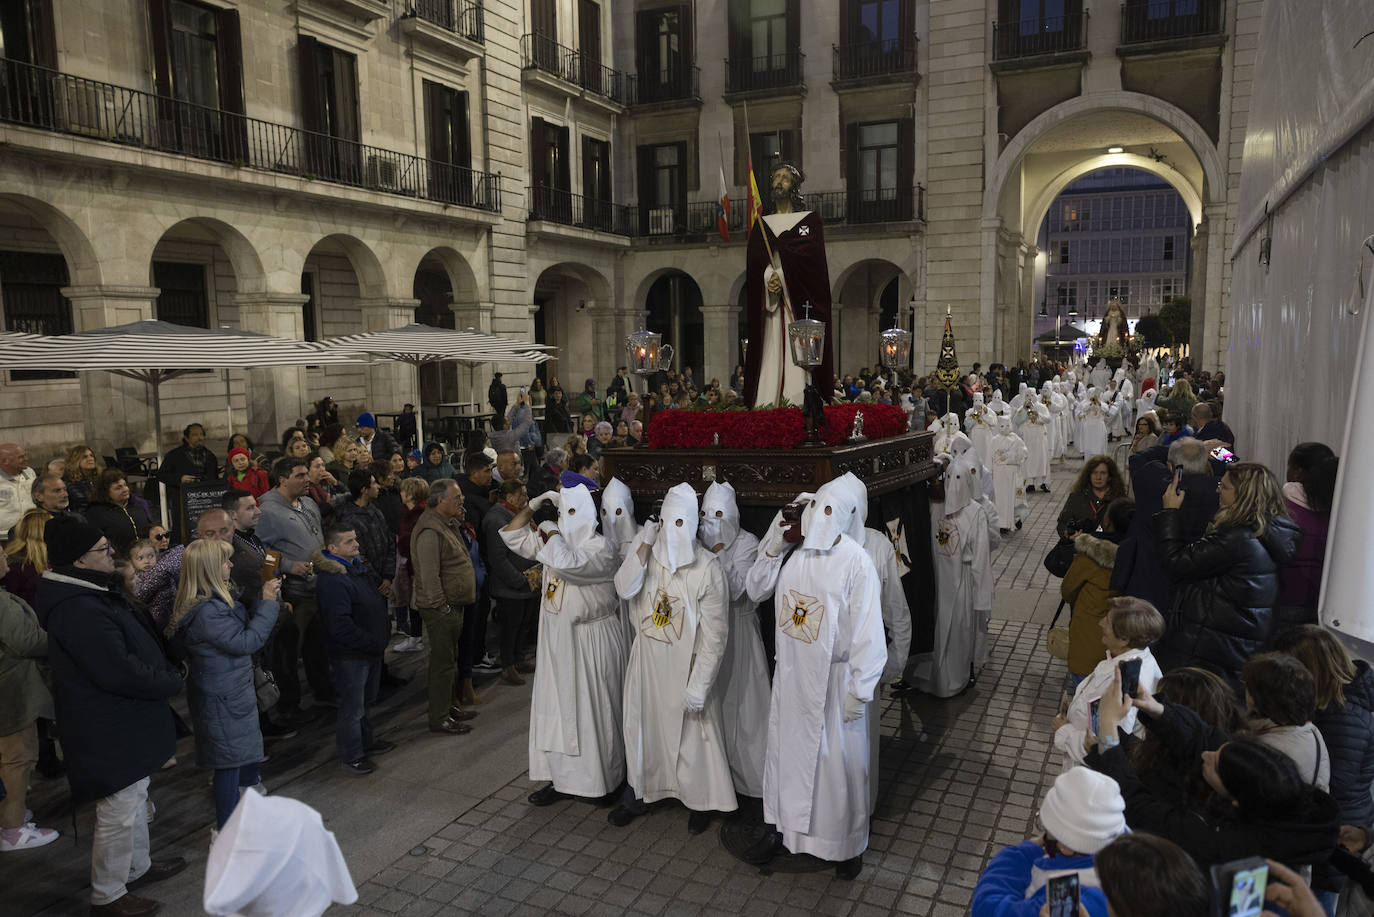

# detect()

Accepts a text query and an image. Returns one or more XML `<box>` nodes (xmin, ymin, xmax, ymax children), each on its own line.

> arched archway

<box><xmin>981</xmin><ymin>92</ymin><xmax>1227</xmax><ymax>365</ymax></box>
<box><xmin>0</xmin><ymin>192</ymin><xmax>101</xmax><ymax>286</ymax></box>
<box><xmin>532</xmin><ymin>262</ymin><xmax>612</xmax><ymax>391</ymax></box>
<box><xmin>640</xmin><ymin>269</ymin><xmax>705</xmax><ymax>383</ymax></box>
<box><xmin>833</xmin><ymin>259</ymin><xmax>908</xmax><ymax>377</ymax></box>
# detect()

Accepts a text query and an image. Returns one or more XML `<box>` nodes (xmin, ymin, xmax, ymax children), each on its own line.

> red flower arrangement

<box><xmin>646</xmin><ymin>402</ymin><xmax>907</xmax><ymax>450</ymax></box>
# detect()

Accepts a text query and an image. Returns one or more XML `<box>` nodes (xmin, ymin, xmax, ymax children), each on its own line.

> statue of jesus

<box><xmin>742</xmin><ymin>163</ymin><xmax>835</xmax><ymax>408</ymax></box>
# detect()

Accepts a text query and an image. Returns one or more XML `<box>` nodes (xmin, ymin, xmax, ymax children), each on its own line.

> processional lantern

<box><xmin>879</xmin><ymin>321</ymin><xmax>913</xmax><ymax>371</ymax></box>
<box><xmin>625</xmin><ymin>326</ymin><xmax>673</xmax><ymax>378</ymax></box>
<box><xmin>787</xmin><ymin>301</ymin><xmax>826</xmax><ymax>369</ymax></box>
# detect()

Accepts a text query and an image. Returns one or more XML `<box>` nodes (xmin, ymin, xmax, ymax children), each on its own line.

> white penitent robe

<box><xmin>1077</xmin><ymin>398</ymin><xmax>1109</xmax><ymax>457</ymax></box>
<box><xmin>860</xmin><ymin>527</ymin><xmax>912</xmax><ymax>814</ymax></box>
<box><xmin>710</xmin><ymin>530</ymin><xmax>770</xmax><ymax>797</ymax></box>
<box><xmin>615</xmin><ymin>542</ymin><xmax>738</xmax><ymax>812</ymax></box>
<box><xmin>600</xmin><ymin>478</ymin><xmax>642</xmax><ymax>648</ymax></box>
<box><xmin>911</xmin><ymin>499</ymin><xmax>994</xmax><ymax>698</ymax></box>
<box><xmin>763</xmin><ymin>536</ymin><xmax>885</xmax><ymax>862</ymax></box>
<box><xmin>502</xmin><ymin>525</ymin><xmax>628</xmax><ymax>797</ymax></box>
<box><xmin>965</xmin><ymin>406</ymin><xmax>994</xmax><ymax>468</ymax></box>
<box><xmin>990</xmin><ymin>429</ymin><xmax>1029</xmax><ymax>526</ymax></box>
<box><xmin>755</xmin><ymin>211</ymin><xmax>813</xmax><ymax>407</ymax></box>
<box><xmin>1021</xmin><ymin>403</ymin><xmax>1051</xmax><ymax>486</ymax></box>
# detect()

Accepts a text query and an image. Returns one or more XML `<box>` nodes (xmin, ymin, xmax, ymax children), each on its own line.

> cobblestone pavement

<box><xmin>346</xmin><ymin>461</ymin><xmax>1087</xmax><ymax>917</ymax></box>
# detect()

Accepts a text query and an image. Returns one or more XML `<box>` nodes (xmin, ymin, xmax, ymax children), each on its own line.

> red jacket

<box><xmin>225</xmin><ymin>466</ymin><xmax>270</xmax><ymax>500</ymax></box>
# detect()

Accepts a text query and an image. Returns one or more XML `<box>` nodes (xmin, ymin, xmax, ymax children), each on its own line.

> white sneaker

<box><xmin>0</xmin><ymin>823</ymin><xmax>60</xmax><ymax>851</ymax></box>
<box><xmin>392</xmin><ymin>636</ymin><xmax>423</xmax><ymax>653</ymax></box>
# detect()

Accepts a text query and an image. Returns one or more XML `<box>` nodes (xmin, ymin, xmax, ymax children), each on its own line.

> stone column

<box><xmin>699</xmin><ymin>304</ymin><xmax>739</xmax><ymax>388</ymax></box>
<box><xmin>61</xmin><ymin>285</ymin><xmax>158</xmax><ymax>456</ymax></box>
<box><xmin>357</xmin><ymin>298</ymin><xmax>420</xmax><ymax>412</ymax></box>
<box><xmin>236</xmin><ymin>293</ymin><xmax>311</xmax><ymax>448</ymax></box>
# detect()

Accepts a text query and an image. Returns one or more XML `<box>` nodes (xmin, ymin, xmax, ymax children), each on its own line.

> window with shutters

<box><xmin>635</xmin><ymin>5</ymin><xmax>694</xmax><ymax>103</ymax></box>
<box><xmin>845</xmin><ymin>118</ymin><xmax>913</xmax><ymax>222</ymax></box>
<box><xmin>297</xmin><ymin>37</ymin><xmax>360</xmax><ymax>184</ymax></box>
<box><xmin>637</xmin><ymin>141</ymin><xmax>687</xmax><ymax>235</ymax></box>
<box><xmin>153</xmin><ymin>262</ymin><xmax>210</xmax><ymax>328</ymax></box>
<box><xmin>148</xmin><ymin>0</ymin><xmax>245</xmax><ymax>160</ymax></box>
<box><xmin>582</xmin><ymin>136</ymin><xmax>612</xmax><ymax>231</ymax></box>
<box><xmin>749</xmin><ymin>129</ymin><xmax>797</xmax><ymax>177</ymax></box>
<box><xmin>424</xmin><ymin>80</ymin><xmax>471</xmax><ymax>204</ymax></box>
<box><xmin>0</xmin><ymin>251</ymin><xmax>74</xmax><ymax>381</ymax></box>
<box><xmin>529</xmin><ymin>117</ymin><xmax>571</xmax><ymax>222</ymax></box>
<box><xmin>726</xmin><ymin>0</ymin><xmax>801</xmax><ymax>93</ymax></box>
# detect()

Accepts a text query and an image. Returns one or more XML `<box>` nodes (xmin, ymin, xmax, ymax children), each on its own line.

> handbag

<box><xmin>253</xmin><ymin>663</ymin><xmax>281</xmax><ymax>713</ymax></box>
<box><xmin>1043</xmin><ymin>537</ymin><xmax>1077</xmax><ymax>578</ymax></box>
<box><xmin>1045</xmin><ymin>598</ymin><xmax>1071</xmax><ymax>660</ymax></box>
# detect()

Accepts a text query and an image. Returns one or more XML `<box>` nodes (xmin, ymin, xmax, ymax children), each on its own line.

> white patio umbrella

<box><xmin>0</xmin><ymin>320</ymin><xmax>366</xmax><ymax>522</ymax></box>
<box><xmin>317</xmin><ymin>323</ymin><xmax>556</xmax><ymax>447</ymax></box>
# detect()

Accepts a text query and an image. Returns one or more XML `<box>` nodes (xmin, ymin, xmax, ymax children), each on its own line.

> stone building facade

<box><xmin>0</xmin><ymin>0</ymin><xmax>1253</xmax><ymax>459</ymax></box>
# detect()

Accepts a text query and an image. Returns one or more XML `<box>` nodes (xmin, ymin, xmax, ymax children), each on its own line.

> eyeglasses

<box><xmin>86</xmin><ymin>542</ymin><xmax>113</xmax><ymax>556</ymax></box>
<box><xmin>152</xmin><ymin>533</ymin><xmax>170</xmax><ymax>542</ymax></box>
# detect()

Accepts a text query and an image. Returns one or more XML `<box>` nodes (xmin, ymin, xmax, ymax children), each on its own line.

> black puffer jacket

<box><xmin>1315</xmin><ymin>661</ymin><xmax>1374</xmax><ymax>828</ymax></box>
<box><xmin>1151</xmin><ymin>509</ymin><xmax>1303</xmax><ymax>682</ymax></box>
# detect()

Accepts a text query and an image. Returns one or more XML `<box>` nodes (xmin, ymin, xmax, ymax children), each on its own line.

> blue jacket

<box><xmin>314</xmin><ymin>552</ymin><xmax>390</xmax><ymax>659</ymax></box>
<box><xmin>972</xmin><ymin>841</ymin><xmax>1109</xmax><ymax>917</ymax></box>
<box><xmin>177</xmin><ymin>595</ymin><xmax>280</xmax><ymax>769</ymax></box>
<box><xmin>35</xmin><ymin>570</ymin><xmax>183</xmax><ymax>805</ymax></box>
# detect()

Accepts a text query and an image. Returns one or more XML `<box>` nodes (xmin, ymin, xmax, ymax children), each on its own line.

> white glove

<box><xmin>683</xmin><ymin>687</ymin><xmax>706</xmax><ymax>713</ymax></box>
<box><xmin>640</xmin><ymin>519</ymin><xmax>661</xmax><ymax>546</ymax></box>
<box><xmin>761</xmin><ymin>510</ymin><xmax>790</xmax><ymax>557</ymax></box>
<box><xmin>842</xmin><ymin>694</ymin><xmax>866</xmax><ymax>723</ymax></box>
<box><xmin>528</xmin><ymin>493</ymin><xmax>556</xmax><ymax>512</ymax></box>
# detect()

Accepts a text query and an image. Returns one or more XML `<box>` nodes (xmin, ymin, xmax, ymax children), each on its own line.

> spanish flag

<box><xmin>746</xmin><ymin>156</ymin><xmax>764</xmax><ymax>232</ymax></box>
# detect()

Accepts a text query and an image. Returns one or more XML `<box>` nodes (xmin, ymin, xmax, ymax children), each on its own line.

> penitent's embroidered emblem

<box><xmin>779</xmin><ymin>590</ymin><xmax>824</xmax><ymax>644</ymax></box>
<box><xmin>936</xmin><ymin>519</ymin><xmax>961</xmax><ymax>557</ymax></box>
<box><xmin>798</xmin><ymin>225</ymin><xmax>810</xmax><ymax>236</ymax></box>
<box><xmin>641</xmin><ymin>589</ymin><xmax>684</xmax><ymax>644</ymax></box>
<box><xmin>543</xmin><ymin>575</ymin><xmax>564</xmax><ymax>613</ymax></box>
<box><xmin>886</xmin><ymin>517</ymin><xmax>911</xmax><ymax>577</ymax></box>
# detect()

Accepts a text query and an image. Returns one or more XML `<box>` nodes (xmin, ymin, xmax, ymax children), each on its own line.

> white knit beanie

<box><xmin>1039</xmin><ymin>767</ymin><xmax>1126</xmax><ymax>855</ymax></box>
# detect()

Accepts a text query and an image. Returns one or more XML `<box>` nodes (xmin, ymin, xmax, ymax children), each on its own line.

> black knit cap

<box><xmin>45</xmin><ymin>514</ymin><xmax>106</xmax><ymax>567</ymax></box>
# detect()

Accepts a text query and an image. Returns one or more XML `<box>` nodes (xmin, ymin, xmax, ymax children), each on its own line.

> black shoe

<box><xmin>341</xmin><ymin>757</ymin><xmax>376</xmax><ymax>775</ymax></box>
<box><xmin>607</xmin><ymin>805</ymin><xmax>639</xmax><ymax>827</ymax></box>
<box><xmin>260</xmin><ymin>720</ymin><xmax>298</xmax><ymax>740</ymax></box>
<box><xmin>890</xmin><ymin>679</ymin><xmax>912</xmax><ymax>695</ymax></box>
<box><xmin>1040</xmin><ymin>484</ymin><xmax>1050</xmax><ymax>493</ymax></box>
<box><xmin>835</xmin><ymin>855</ymin><xmax>862</xmax><ymax>880</ymax></box>
<box><xmin>447</xmin><ymin>706</ymin><xmax>479</xmax><ymax>722</ymax></box>
<box><xmin>126</xmin><ymin>857</ymin><xmax>188</xmax><ymax>891</ymax></box>
<box><xmin>687</xmin><ymin>810</ymin><xmax>712</xmax><ymax>835</ymax></box>
<box><xmin>1000</xmin><ymin>528</ymin><xmax>1011</xmax><ymax>535</ymax></box>
<box><xmin>528</xmin><ymin>784</ymin><xmax>568</xmax><ymax>807</ymax></box>
<box><xmin>1015</xmin><ymin>520</ymin><xmax>1023</xmax><ymax>530</ymax></box>
<box><xmin>365</xmin><ymin>739</ymin><xmax>396</xmax><ymax>756</ymax></box>
<box><xmin>741</xmin><ymin>829</ymin><xmax>782</xmax><ymax>865</ymax></box>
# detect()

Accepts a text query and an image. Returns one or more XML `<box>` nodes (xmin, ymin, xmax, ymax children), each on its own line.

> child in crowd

<box><xmin>130</xmin><ymin>539</ymin><xmax>158</xmax><ymax>574</ymax></box>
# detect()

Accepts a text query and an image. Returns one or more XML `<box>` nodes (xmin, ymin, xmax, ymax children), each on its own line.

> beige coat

<box><xmin>409</xmin><ymin>508</ymin><xmax>476</xmax><ymax>610</ymax></box>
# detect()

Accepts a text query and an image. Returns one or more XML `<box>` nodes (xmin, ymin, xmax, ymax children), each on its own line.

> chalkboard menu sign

<box><xmin>180</xmin><ymin>481</ymin><xmax>233</xmax><ymax>543</ymax></box>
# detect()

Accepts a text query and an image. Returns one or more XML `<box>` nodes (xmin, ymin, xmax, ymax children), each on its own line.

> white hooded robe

<box><xmin>600</xmin><ymin>477</ymin><xmax>642</xmax><ymax>648</ymax></box>
<box><xmin>990</xmin><ymin>418</ymin><xmax>1029</xmax><ymax>526</ymax></box>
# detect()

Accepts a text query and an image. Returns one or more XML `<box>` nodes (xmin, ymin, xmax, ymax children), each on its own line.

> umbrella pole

<box><xmin>414</xmin><ymin>362</ymin><xmax>425</xmax><ymax>450</ymax></box>
<box><xmin>152</xmin><ymin>375</ymin><xmax>169</xmax><ymax>528</ymax></box>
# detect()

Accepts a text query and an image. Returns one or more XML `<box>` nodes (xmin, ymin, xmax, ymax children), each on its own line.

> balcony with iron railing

<box><xmin>405</xmin><ymin>0</ymin><xmax>484</xmax><ymax>42</ymax></box>
<box><xmin>1119</xmin><ymin>0</ymin><xmax>1224</xmax><ymax>46</ymax></box>
<box><xmin>992</xmin><ymin>11</ymin><xmax>1089</xmax><ymax>62</ymax></box>
<box><xmin>528</xmin><ymin>186</ymin><xmax>636</xmax><ymax>236</ymax></box>
<box><xmin>832</xmin><ymin>37</ymin><xmax>919</xmax><ymax>84</ymax></box>
<box><xmin>520</xmin><ymin>33</ymin><xmax>628</xmax><ymax>106</ymax></box>
<box><xmin>635</xmin><ymin>185</ymin><xmax>925</xmax><ymax>241</ymax></box>
<box><xmin>0</xmin><ymin>56</ymin><xmax>502</xmax><ymax>213</ymax></box>
<box><xmin>724</xmin><ymin>50</ymin><xmax>805</xmax><ymax>95</ymax></box>
<box><xmin>626</xmin><ymin>65</ymin><xmax>701</xmax><ymax>107</ymax></box>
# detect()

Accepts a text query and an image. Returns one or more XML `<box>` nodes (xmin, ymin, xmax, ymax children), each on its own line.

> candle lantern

<box><xmin>787</xmin><ymin>302</ymin><xmax>826</xmax><ymax>368</ymax></box>
<box><xmin>879</xmin><ymin>322</ymin><xmax>913</xmax><ymax>370</ymax></box>
<box><xmin>625</xmin><ymin>326</ymin><xmax>673</xmax><ymax>377</ymax></box>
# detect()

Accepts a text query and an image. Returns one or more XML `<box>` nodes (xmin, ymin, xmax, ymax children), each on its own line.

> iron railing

<box><xmin>408</xmin><ymin>0</ymin><xmax>485</xmax><ymax>42</ymax></box>
<box><xmin>832</xmin><ymin>37</ymin><xmax>919</xmax><ymax>81</ymax></box>
<box><xmin>808</xmin><ymin>186</ymin><xmax>925</xmax><ymax>225</ymax></box>
<box><xmin>1120</xmin><ymin>0</ymin><xmax>1223</xmax><ymax>44</ymax></box>
<box><xmin>0</xmin><ymin>56</ymin><xmax>502</xmax><ymax>211</ymax></box>
<box><xmin>528</xmin><ymin>186</ymin><xmax>636</xmax><ymax>235</ymax></box>
<box><xmin>636</xmin><ymin>200</ymin><xmax>747</xmax><ymax>239</ymax></box>
<box><xmin>520</xmin><ymin>33</ymin><xmax>628</xmax><ymax>104</ymax></box>
<box><xmin>626</xmin><ymin>65</ymin><xmax>701</xmax><ymax>105</ymax></box>
<box><xmin>725</xmin><ymin>50</ymin><xmax>805</xmax><ymax>93</ymax></box>
<box><xmin>993</xmin><ymin>10</ymin><xmax>1089</xmax><ymax>60</ymax></box>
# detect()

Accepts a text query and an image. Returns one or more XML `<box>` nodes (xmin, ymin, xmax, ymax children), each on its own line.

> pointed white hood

<box><xmin>941</xmin><ymin>453</ymin><xmax>977</xmax><ymax>516</ymax></box>
<box><xmin>557</xmin><ymin>484</ymin><xmax>599</xmax><ymax>549</ymax></box>
<box><xmin>828</xmin><ymin>472</ymin><xmax>869</xmax><ymax>542</ymax></box>
<box><xmin>988</xmin><ymin>391</ymin><xmax>1007</xmax><ymax>413</ymax></box>
<box><xmin>653</xmin><ymin>482</ymin><xmax>699</xmax><ymax>572</ymax></box>
<box><xmin>600</xmin><ymin>477</ymin><xmax>638</xmax><ymax>545</ymax></box>
<box><xmin>698</xmin><ymin>481</ymin><xmax>741</xmax><ymax>551</ymax></box>
<box><xmin>972</xmin><ymin>391</ymin><xmax>985</xmax><ymax>407</ymax></box>
<box><xmin>203</xmin><ymin>791</ymin><xmax>357</xmax><ymax>917</ymax></box>
<box><xmin>801</xmin><ymin>475</ymin><xmax>863</xmax><ymax>551</ymax></box>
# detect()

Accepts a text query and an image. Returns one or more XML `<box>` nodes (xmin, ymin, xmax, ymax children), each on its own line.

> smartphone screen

<box><xmin>1119</xmin><ymin>658</ymin><xmax>1142</xmax><ymax>701</ymax></box>
<box><xmin>1089</xmin><ymin>698</ymin><xmax>1101</xmax><ymax>738</ymax></box>
<box><xmin>1173</xmin><ymin>465</ymin><xmax>1184</xmax><ymax>488</ymax></box>
<box><xmin>1211</xmin><ymin>857</ymin><xmax>1268</xmax><ymax>917</ymax></box>
<box><xmin>1047</xmin><ymin>874</ymin><xmax>1080</xmax><ymax>917</ymax></box>
<box><xmin>1210</xmin><ymin>446</ymin><xmax>1237</xmax><ymax>464</ymax></box>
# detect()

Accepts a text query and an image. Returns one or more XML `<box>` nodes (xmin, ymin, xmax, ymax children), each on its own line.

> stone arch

<box><xmin>532</xmin><ymin>260</ymin><xmax>612</xmax><ymax>307</ymax></box>
<box><xmin>832</xmin><ymin>259</ymin><xmax>910</xmax><ymax>375</ymax></box>
<box><xmin>406</xmin><ymin>245</ymin><xmax>482</xmax><ymax>308</ymax></box>
<box><xmin>1025</xmin><ymin>155</ymin><xmax>1203</xmax><ymax>241</ymax></box>
<box><xmin>639</xmin><ymin>269</ymin><xmax>706</xmax><ymax>378</ymax></box>
<box><xmin>146</xmin><ymin>216</ymin><xmax>268</xmax><ymax>294</ymax></box>
<box><xmin>301</xmin><ymin>232</ymin><xmax>388</xmax><ymax>300</ymax></box>
<box><xmin>0</xmin><ymin>192</ymin><xmax>102</xmax><ymax>286</ymax></box>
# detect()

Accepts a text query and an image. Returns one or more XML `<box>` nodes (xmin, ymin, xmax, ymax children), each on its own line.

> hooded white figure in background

<box><xmin>204</xmin><ymin>792</ymin><xmax>357</xmax><ymax>917</ymax></box>
<box><xmin>613</xmin><ymin>482</ymin><xmax>736</xmax><ymax>829</ymax></box>
<box><xmin>1112</xmin><ymin>368</ymin><xmax>1135</xmax><ymax>435</ymax></box>
<box><xmin>931</xmin><ymin>413</ymin><xmax>962</xmax><ymax>456</ymax></box>
<box><xmin>1060</xmin><ymin>381</ymin><xmax>1081</xmax><ymax>454</ymax></box>
<box><xmin>1089</xmin><ymin>359</ymin><xmax>1111</xmax><ymax>390</ymax></box>
<box><xmin>745</xmin><ymin>475</ymin><xmax>885</xmax><ymax>877</ymax></box>
<box><xmin>1076</xmin><ymin>387</ymin><xmax>1109</xmax><ymax>458</ymax></box>
<box><xmin>1136</xmin><ymin>386</ymin><xmax>1158</xmax><ymax>423</ymax></box>
<box><xmin>502</xmin><ymin>483</ymin><xmax>628</xmax><ymax>801</ymax></box>
<box><xmin>986</xmin><ymin>388</ymin><xmax>1010</xmax><ymax>422</ymax></box>
<box><xmin>1008</xmin><ymin>382</ymin><xmax>1030</xmax><ymax>418</ymax></box>
<box><xmin>698</xmin><ymin>481</ymin><xmax>770</xmax><ymax>798</ymax></box>
<box><xmin>989</xmin><ymin>415</ymin><xmax>1029</xmax><ymax>531</ymax></box>
<box><xmin>600</xmin><ymin>477</ymin><xmax>642</xmax><ymax>647</ymax></box>
<box><xmin>964</xmin><ymin>391</ymin><xmax>993</xmax><ymax>468</ymax></box>
<box><xmin>910</xmin><ymin>450</ymin><xmax>994</xmax><ymax>698</ymax></box>
<box><xmin>1042</xmin><ymin>383</ymin><xmax>1067</xmax><ymax>461</ymax></box>
<box><xmin>1018</xmin><ymin>397</ymin><xmax>1051</xmax><ymax>493</ymax></box>
<box><xmin>829</xmin><ymin>473</ymin><xmax>912</xmax><ymax>815</ymax></box>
